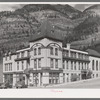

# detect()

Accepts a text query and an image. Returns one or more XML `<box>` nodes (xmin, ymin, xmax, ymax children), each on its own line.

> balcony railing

<box><xmin>15</xmin><ymin>55</ymin><xmax>30</xmax><ymax>61</ymax></box>
<box><xmin>63</xmin><ymin>55</ymin><xmax>90</xmax><ymax>62</ymax></box>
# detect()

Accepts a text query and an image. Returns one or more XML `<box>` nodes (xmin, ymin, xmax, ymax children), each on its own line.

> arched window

<box><xmin>50</xmin><ymin>47</ymin><xmax>53</xmax><ymax>55</ymax></box>
<box><xmin>92</xmin><ymin>60</ymin><xmax>94</xmax><ymax>70</ymax></box>
<box><xmin>38</xmin><ymin>47</ymin><xmax>41</xmax><ymax>55</ymax></box>
<box><xmin>55</xmin><ymin>48</ymin><xmax>58</xmax><ymax>56</ymax></box>
<box><xmin>34</xmin><ymin>48</ymin><xmax>37</xmax><ymax>56</ymax></box>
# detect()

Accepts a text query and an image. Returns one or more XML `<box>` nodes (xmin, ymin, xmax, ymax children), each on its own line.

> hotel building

<box><xmin>3</xmin><ymin>20</ymin><xmax>100</xmax><ymax>87</ymax></box>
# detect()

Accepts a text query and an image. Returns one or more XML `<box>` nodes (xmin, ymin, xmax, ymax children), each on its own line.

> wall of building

<box><xmin>89</xmin><ymin>56</ymin><xmax>100</xmax><ymax>78</ymax></box>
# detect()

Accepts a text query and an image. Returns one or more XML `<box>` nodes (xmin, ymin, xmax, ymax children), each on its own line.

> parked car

<box><xmin>15</xmin><ymin>80</ymin><xmax>27</xmax><ymax>88</ymax></box>
<box><xmin>0</xmin><ymin>82</ymin><xmax>12</xmax><ymax>89</ymax></box>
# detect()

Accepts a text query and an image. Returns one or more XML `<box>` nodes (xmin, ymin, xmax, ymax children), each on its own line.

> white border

<box><xmin>0</xmin><ymin>2</ymin><xmax>100</xmax><ymax>98</ymax></box>
<box><xmin>0</xmin><ymin>2</ymin><xmax>99</xmax><ymax>4</ymax></box>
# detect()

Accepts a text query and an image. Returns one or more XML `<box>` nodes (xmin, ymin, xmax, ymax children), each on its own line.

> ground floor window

<box><xmin>49</xmin><ymin>73</ymin><xmax>59</xmax><ymax>84</ymax></box>
<box><xmin>16</xmin><ymin>73</ymin><xmax>25</xmax><ymax>82</ymax></box>
<box><xmin>4</xmin><ymin>74</ymin><xmax>13</xmax><ymax>84</ymax></box>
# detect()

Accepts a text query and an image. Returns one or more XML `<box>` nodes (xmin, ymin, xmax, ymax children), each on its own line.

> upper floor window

<box><xmin>38</xmin><ymin>47</ymin><xmax>41</xmax><ymax>55</ymax></box>
<box><xmin>78</xmin><ymin>62</ymin><xmax>80</xmax><ymax>70</ymax></box>
<box><xmin>21</xmin><ymin>51</ymin><xmax>24</xmax><ymax>58</ymax></box>
<box><xmin>5</xmin><ymin>64</ymin><xmax>7</xmax><ymax>71</ymax></box>
<box><xmin>55</xmin><ymin>48</ymin><xmax>58</xmax><ymax>56</ymax></box>
<box><xmin>17</xmin><ymin>53</ymin><xmax>20</xmax><ymax>58</ymax></box>
<box><xmin>96</xmin><ymin>60</ymin><xmax>98</xmax><ymax>71</ymax></box>
<box><xmin>27</xmin><ymin>50</ymin><xmax>30</xmax><ymax>57</ymax></box>
<box><xmin>9</xmin><ymin>55</ymin><xmax>11</xmax><ymax>60</ymax></box>
<box><xmin>34</xmin><ymin>59</ymin><xmax>37</xmax><ymax>68</ymax></box>
<box><xmin>17</xmin><ymin>62</ymin><xmax>19</xmax><ymax>70</ymax></box>
<box><xmin>74</xmin><ymin>62</ymin><xmax>76</xmax><ymax>70</ymax></box>
<box><xmin>50</xmin><ymin>47</ymin><xmax>53</xmax><ymax>55</ymax></box>
<box><xmin>50</xmin><ymin>59</ymin><xmax>53</xmax><ymax>68</ymax></box>
<box><xmin>22</xmin><ymin>61</ymin><xmax>24</xmax><ymax>70</ymax></box>
<box><xmin>38</xmin><ymin>59</ymin><xmax>41</xmax><ymax>68</ymax></box>
<box><xmin>66</xmin><ymin>61</ymin><xmax>68</xmax><ymax>69</ymax></box>
<box><xmin>5</xmin><ymin>56</ymin><xmax>7</xmax><ymax>61</ymax></box>
<box><xmin>11</xmin><ymin>63</ymin><xmax>12</xmax><ymax>71</ymax></box>
<box><xmin>82</xmin><ymin>63</ymin><xmax>83</xmax><ymax>70</ymax></box>
<box><xmin>55</xmin><ymin>59</ymin><xmax>58</xmax><ymax>68</ymax></box>
<box><xmin>71</xmin><ymin>61</ymin><xmax>73</xmax><ymax>70</ymax></box>
<box><xmin>34</xmin><ymin>48</ymin><xmax>37</xmax><ymax>56</ymax></box>
<box><xmin>63</xmin><ymin>60</ymin><xmax>65</xmax><ymax>69</ymax></box>
<box><xmin>92</xmin><ymin>60</ymin><xmax>94</xmax><ymax>70</ymax></box>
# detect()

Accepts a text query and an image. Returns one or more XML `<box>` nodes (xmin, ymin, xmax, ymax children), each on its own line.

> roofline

<box><xmin>88</xmin><ymin>54</ymin><xmax>100</xmax><ymax>58</ymax></box>
<box><xmin>29</xmin><ymin>37</ymin><xmax>63</xmax><ymax>43</ymax></box>
<box><xmin>63</xmin><ymin>48</ymin><xmax>88</xmax><ymax>54</ymax></box>
<box><xmin>16</xmin><ymin>47</ymin><xmax>30</xmax><ymax>52</ymax></box>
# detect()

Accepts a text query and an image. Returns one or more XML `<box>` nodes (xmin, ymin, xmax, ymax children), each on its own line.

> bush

<box><xmin>86</xmin><ymin>70</ymin><xmax>92</xmax><ymax>79</ymax></box>
<box><xmin>71</xmin><ymin>74</ymin><xmax>80</xmax><ymax>82</ymax></box>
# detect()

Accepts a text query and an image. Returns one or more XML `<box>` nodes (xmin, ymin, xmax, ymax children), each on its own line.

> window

<box><xmin>17</xmin><ymin>62</ymin><xmax>19</xmax><ymax>70</ymax></box>
<box><xmin>96</xmin><ymin>61</ymin><xmax>98</xmax><ymax>71</ymax></box>
<box><xmin>34</xmin><ymin>48</ymin><xmax>37</xmax><ymax>56</ymax></box>
<box><xmin>27</xmin><ymin>50</ymin><xmax>30</xmax><ymax>57</ymax></box>
<box><xmin>9</xmin><ymin>64</ymin><xmax>10</xmax><ymax>71</ymax></box>
<box><xmin>78</xmin><ymin>62</ymin><xmax>80</xmax><ymax>70</ymax></box>
<box><xmin>50</xmin><ymin>47</ymin><xmax>53</xmax><ymax>55</ymax></box>
<box><xmin>11</xmin><ymin>63</ymin><xmax>12</xmax><ymax>71</ymax></box>
<box><xmin>55</xmin><ymin>48</ymin><xmax>58</xmax><ymax>56</ymax></box>
<box><xmin>55</xmin><ymin>59</ymin><xmax>58</xmax><ymax>68</ymax></box>
<box><xmin>5</xmin><ymin>56</ymin><xmax>7</xmax><ymax>61</ymax></box>
<box><xmin>17</xmin><ymin>53</ymin><xmax>20</xmax><ymax>58</ymax></box>
<box><xmin>38</xmin><ymin>47</ymin><xmax>41</xmax><ymax>55</ymax></box>
<box><xmin>74</xmin><ymin>62</ymin><xmax>76</xmax><ymax>70</ymax></box>
<box><xmin>66</xmin><ymin>61</ymin><xmax>68</xmax><ymax>69</ymax></box>
<box><xmin>9</xmin><ymin>55</ymin><xmax>11</xmax><ymax>60</ymax></box>
<box><xmin>34</xmin><ymin>59</ymin><xmax>37</xmax><ymax>68</ymax></box>
<box><xmin>66</xmin><ymin>50</ymin><xmax>69</xmax><ymax>57</ymax></box>
<box><xmin>63</xmin><ymin>60</ymin><xmax>65</xmax><ymax>69</ymax></box>
<box><xmin>96</xmin><ymin>74</ymin><xmax>98</xmax><ymax>77</ymax></box>
<box><xmin>92</xmin><ymin>60</ymin><xmax>94</xmax><ymax>70</ymax></box>
<box><xmin>21</xmin><ymin>51</ymin><xmax>24</xmax><ymax>58</ymax></box>
<box><xmin>82</xmin><ymin>63</ymin><xmax>83</xmax><ymax>70</ymax></box>
<box><xmin>38</xmin><ymin>59</ymin><xmax>41</xmax><ymax>68</ymax></box>
<box><xmin>50</xmin><ymin>59</ymin><xmax>53</xmax><ymax>68</ymax></box>
<box><xmin>5</xmin><ymin>64</ymin><xmax>7</xmax><ymax>71</ymax></box>
<box><xmin>22</xmin><ymin>61</ymin><xmax>24</xmax><ymax>70</ymax></box>
<box><xmin>71</xmin><ymin>61</ymin><xmax>73</xmax><ymax>70</ymax></box>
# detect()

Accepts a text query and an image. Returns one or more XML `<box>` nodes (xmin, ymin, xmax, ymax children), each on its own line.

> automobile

<box><xmin>15</xmin><ymin>80</ymin><xmax>27</xmax><ymax>89</ymax></box>
<box><xmin>0</xmin><ymin>82</ymin><xmax>12</xmax><ymax>89</ymax></box>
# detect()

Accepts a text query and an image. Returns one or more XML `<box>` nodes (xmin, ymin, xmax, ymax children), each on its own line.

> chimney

<box><xmin>66</xmin><ymin>43</ymin><xmax>70</xmax><ymax>49</ymax></box>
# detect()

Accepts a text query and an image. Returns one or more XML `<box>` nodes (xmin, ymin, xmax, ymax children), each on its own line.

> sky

<box><xmin>0</xmin><ymin>4</ymin><xmax>94</xmax><ymax>12</ymax></box>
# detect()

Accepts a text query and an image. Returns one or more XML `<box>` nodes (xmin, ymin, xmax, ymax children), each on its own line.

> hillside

<box><xmin>71</xmin><ymin>5</ymin><xmax>100</xmax><ymax>50</ymax></box>
<box><xmin>0</xmin><ymin>4</ymin><xmax>83</xmax><ymax>55</ymax></box>
<box><xmin>0</xmin><ymin>4</ymin><xmax>100</xmax><ymax>54</ymax></box>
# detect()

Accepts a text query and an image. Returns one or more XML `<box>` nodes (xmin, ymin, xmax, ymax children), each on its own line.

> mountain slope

<box><xmin>0</xmin><ymin>4</ymin><xmax>81</xmax><ymax>54</ymax></box>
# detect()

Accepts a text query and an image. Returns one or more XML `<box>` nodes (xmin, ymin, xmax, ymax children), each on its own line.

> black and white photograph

<box><xmin>0</xmin><ymin>2</ymin><xmax>100</xmax><ymax>90</ymax></box>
